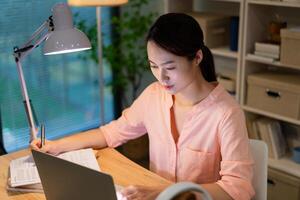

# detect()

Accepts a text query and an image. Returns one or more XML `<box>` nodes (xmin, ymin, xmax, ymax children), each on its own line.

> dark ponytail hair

<box><xmin>146</xmin><ymin>13</ymin><xmax>216</xmax><ymax>82</ymax></box>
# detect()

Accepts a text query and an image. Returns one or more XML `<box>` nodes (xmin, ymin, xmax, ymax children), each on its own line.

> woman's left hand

<box><xmin>120</xmin><ymin>185</ymin><xmax>167</xmax><ymax>200</ymax></box>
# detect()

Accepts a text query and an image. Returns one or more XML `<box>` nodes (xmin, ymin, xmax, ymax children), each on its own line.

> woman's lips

<box><xmin>163</xmin><ymin>85</ymin><xmax>174</xmax><ymax>90</ymax></box>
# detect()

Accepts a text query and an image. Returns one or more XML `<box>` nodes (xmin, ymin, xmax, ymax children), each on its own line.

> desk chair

<box><xmin>250</xmin><ymin>139</ymin><xmax>268</xmax><ymax>200</ymax></box>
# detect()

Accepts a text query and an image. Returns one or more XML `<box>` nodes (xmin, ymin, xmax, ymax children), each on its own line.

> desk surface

<box><xmin>0</xmin><ymin>148</ymin><xmax>170</xmax><ymax>200</ymax></box>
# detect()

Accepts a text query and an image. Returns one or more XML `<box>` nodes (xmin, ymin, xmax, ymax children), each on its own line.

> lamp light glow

<box><xmin>44</xmin><ymin>47</ymin><xmax>91</xmax><ymax>55</ymax></box>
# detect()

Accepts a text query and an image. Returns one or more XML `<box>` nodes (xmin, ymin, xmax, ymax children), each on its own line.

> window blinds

<box><xmin>0</xmin><ymin>0</ymin><xmax>114</xmax><ymax>152</ymax></box>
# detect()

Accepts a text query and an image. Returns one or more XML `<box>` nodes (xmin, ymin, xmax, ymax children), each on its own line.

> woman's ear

<box><xmin>195</xmin><ymin>49</ymin><xmax>203</xmax><ymax>65</ymax></box>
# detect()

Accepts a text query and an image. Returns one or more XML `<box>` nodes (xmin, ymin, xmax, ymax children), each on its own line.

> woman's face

<box><xmin>147</xmin><ymin>41</ymin><xmax>202</xmax><ymax>95</ymax></box>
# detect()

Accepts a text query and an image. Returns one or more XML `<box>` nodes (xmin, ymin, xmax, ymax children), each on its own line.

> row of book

<box><xmin>246</xmin><ymin>117</ymin><xmax>287</xmax><ymax>159</ymax></box>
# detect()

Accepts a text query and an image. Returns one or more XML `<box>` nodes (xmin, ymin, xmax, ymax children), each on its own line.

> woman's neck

<box><xmin>174</xmin><ymin>77</ymin><xmax>215</xmax><ymax>107</ymax></box>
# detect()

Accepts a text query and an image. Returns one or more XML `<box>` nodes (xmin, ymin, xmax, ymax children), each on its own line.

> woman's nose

<box><xmin>159</xmin><ymin>69</ymin><xmax>169</xmax><ymax>82</ymax></box>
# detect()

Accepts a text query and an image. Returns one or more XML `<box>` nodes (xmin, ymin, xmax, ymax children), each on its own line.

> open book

<box><xmin>7</xmin><ymin>148</ymin><xmax>100</xmax><ymax>193</ymax></box>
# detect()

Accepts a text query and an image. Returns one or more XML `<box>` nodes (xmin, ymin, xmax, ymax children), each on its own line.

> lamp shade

<box><xmin>44</xmin><ymin>3</ymin><xmax>91</xmax><ymax>55</ymax></box>
<box><xmin>67</xmin><ymin>0</ymin><xmax>128</xmax><ymax>7</ymax></box>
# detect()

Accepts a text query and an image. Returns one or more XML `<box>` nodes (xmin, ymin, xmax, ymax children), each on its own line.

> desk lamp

<box><xmin>13</xmin><ymin>3</ymin><xmax>91</xmax><ymax>142</ymax></box>
<box><xmin>67</xmin><ymin>0</ymin><xmax>128</xmax><ymax>124</ymax></box>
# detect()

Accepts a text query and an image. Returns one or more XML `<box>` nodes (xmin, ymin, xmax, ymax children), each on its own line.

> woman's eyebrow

<box><xmin>148</xmin><ymin>60</ymin><xmax>175</xmax><ymax>66</ymax></box>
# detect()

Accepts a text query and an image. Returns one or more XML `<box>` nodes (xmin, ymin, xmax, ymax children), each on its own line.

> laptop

<box><xmin>32</xmin><ymin>149</ymin><xmax>120</xmax><ymax>200</ymax></box>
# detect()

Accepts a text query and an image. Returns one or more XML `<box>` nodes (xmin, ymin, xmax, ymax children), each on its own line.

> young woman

<box><xmin>31</xmin><ymin>13</ymin><xmax>254</xmax><ymax>200</ymax></box>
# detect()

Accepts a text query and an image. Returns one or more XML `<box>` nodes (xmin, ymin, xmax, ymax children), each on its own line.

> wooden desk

<box><xmin>0</xmin><ymin>148</ymin><xmax>170</xmax><ymax>200</ymax></box>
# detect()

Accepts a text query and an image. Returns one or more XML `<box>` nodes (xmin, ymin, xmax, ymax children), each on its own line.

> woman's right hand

<box><xmin>30</xmin><ymin>139</ymin><xmax>63</xmax><ymax>156</ymax></box>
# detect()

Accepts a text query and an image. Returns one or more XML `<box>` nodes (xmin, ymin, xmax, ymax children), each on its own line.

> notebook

<box><xmin>32</xmin><ymin>149</ymin><xmax>124</xmax><ymax>200</ymax></box>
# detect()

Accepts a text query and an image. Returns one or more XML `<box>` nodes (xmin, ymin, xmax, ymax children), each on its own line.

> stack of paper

<box><xmin>7</xmin><ymin>148</ymin><xmax>99</xmax><ymax>192</ymax></box>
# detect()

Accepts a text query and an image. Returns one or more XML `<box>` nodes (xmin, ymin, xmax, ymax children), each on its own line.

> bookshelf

<box><xmin>241</xmin><ymin>0</ymin><xmax>300</xmax><ymax>188</ymax></box>
<box><xmin>163</xmin><ymin>0</ymin><xmax>300</xmax><ymax>198</ymax></box>
<box><xmin>241</xmin><ymin>2</ymin><xmax>300</xmax><ymax>114</ymax></box>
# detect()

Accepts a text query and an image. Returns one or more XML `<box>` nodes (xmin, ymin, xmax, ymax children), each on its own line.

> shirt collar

<box><xmin>163</xmin><ymin>82</ymin><xmax>225</xmax><ymax>110</ymax></box>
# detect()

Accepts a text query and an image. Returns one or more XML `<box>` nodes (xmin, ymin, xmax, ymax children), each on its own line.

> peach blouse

<box><xmin>101</xmin><ymin>82</ymin><xmax>255</xmax><ymax>200</ymax></box>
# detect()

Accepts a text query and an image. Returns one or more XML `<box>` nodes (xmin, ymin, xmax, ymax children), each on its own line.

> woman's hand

<box><xmin>30</xmin><ymin>139</ymin><xmax>62</xmax><ymax>155</ymax></box>
<box><xmin>121</xmin><ymin>185</ymin><xmax>167</xmax><ymax>200</ymax></box>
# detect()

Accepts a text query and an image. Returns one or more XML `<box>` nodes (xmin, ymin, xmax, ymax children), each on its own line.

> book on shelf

<box><xmin>255</xmin><ymin>118</ymin><xmax>286</xmax><ymax>159</ymax></box>
<box><xmin>7</xmin><ymin>148</ymin><xmax>99</xmax><ymax>193</ymax></box>
<box><xmin>254</xmin><ymin>50</ymin><xmax>279</xmax><ymax>59</ymax></box>
<box><xmin>254</xmin><ymin>42</ymin><xmax>280</xmax><ymax>55</ymax></box>
<box><xmin>245</xmin><ymin>115</ymin><xmax>260</xmax><ymax>140</ymax></box>
<box><xmin>268</xmin><ymin>120</ymin><xmax>287</xmax><ymax>159</ymax></box>
<box><xmin>255</xmin><ymin>119</ymin><xmax>275</xmax><ymax>159</ymax></box>
<box><xmin>247</xmin><ymin>53</ymin><xmax>275</xmax><ymax>63</ymax></box>
<box><xmin>251</xmin><ymin>119</ymin><xmax>261</xmax><ymax>140</ymax></box>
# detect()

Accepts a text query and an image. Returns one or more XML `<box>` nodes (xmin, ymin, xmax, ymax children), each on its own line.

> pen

<box><xmin>41</xmin><ymin>124</ymin><xmax>45</xmax><ymax>148</ymax></box>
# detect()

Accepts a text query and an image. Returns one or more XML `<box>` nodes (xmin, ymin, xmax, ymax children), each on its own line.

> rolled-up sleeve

<box><xmin>100</xmin><ymin>86</ymin><xmax>151</xmax><ymax>148</ymax></box>
<box><xmin>216</xmin><ymin>107</ymin><xmax>255</xmax><ymax>200</ymax></box>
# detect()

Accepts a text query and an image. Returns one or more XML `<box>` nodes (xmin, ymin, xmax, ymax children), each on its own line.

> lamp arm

<box><xmin>17</xmin><ymin>31</ymin><xmax>52</xmax><ymax>61</ymax></box>
<box><xmin>23</xmin><ymin>21</ymin><xmax>49</xmax><ymax>49</ymax></box>
<box><xmin>13</xmin><ymin>17</ymin><xmax>53</xmax><ymax>142</ymax></box>
<box><xmin>14</xmin><ymin>17</ymin><xmax>53</xmax><ymax>61</ymax></box>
